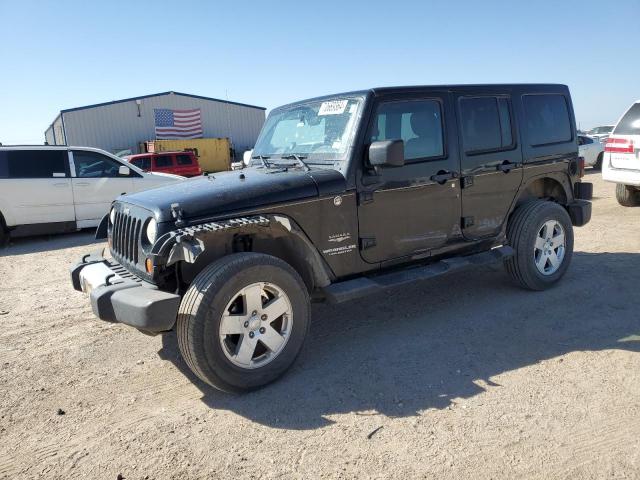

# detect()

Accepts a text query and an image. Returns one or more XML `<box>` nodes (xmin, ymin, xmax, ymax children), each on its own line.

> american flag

<box><xmin>154</xmin><ymin>108</ymin><xmax>203</xmax><ymax>139</ymax></box>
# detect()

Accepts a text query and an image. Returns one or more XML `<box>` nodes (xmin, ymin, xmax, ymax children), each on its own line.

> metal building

<box><xmin>44</xmin><ymin>91</ymin><xmax>266</xmax><ymax>157</ymax></box>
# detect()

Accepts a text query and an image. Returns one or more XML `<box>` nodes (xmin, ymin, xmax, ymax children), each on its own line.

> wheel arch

<box><xmin>160</xmin><ymin>214</ymin><xmax>335</xmax><ymax>293</ymax></box>
<box><xmin>515</xmin><ymin>175</ymin><xmax>571</xmax><ymax>207</ymax></box>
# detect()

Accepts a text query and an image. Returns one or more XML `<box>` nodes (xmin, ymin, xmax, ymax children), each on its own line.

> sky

<box><xmin>1</xmin><ymin>0</ymin><xmax>638</xmax><ymax>144</ymax></box>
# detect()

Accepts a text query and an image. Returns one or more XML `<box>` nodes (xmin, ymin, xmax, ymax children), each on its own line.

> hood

<box><xmin>119</xmin><ymin>166</ymin><xmax>346</xmax><ymax>223</ymax></box>
<box><xmin>146</xmin><ymin>171</ymin><xmax>185</xmax><ymax>180</ymax></box>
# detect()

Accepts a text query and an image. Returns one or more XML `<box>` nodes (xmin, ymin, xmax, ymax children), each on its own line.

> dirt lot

<box><xmin>1</xmin><ymin>172</ymin><xmax>639</xmax><ymax>479</ymax></box>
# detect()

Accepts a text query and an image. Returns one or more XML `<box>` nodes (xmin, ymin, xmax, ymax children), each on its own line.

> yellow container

<box><xmin>145</xmin><ymin>138</ymin><xmax>231</xmax><ymax>172</ymax></box>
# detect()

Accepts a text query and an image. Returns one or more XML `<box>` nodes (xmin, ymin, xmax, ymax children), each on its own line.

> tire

<box><xmin>504</xmin><ymin>200</ymin><xmax>574</xmax><ymax>291</ymax></box>
<box><xmin>615</xmin><ymin>183</ymin><xmax>640</xmax><ymax>207</ymax></box>
<box><xmin>176</xmin><ymin>252</ymin><xmax>311</xmax><ymax>392</ymax></box>
<box><xmin>593</xmin><ymin>153</ymin><xmax>603</xmax><ymax>170</ymax></box>
<box><xmin>0</xmin><ymin>213</ymin><xmax>8</xmax><ymax>248</ymax></box>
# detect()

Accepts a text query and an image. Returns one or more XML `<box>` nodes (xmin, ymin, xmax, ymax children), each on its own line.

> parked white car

<box><xmin>0</xmin><ymin>146</ymin><xmax>183</xmax><ymax>243</ymax></box>
<box><xmin>578</xmin><ymin>135</ymin><xmax>604</xmax><ymax>169</ymax></box>
<box><xmin>601</xmin><ymin>101</ymin><xmax>640</xmax><ymax>206</ymax></box>
<box><xmin>588</xmin><ymin>125</ymin><xmax>615</xmax><ymax>144</ymax></box>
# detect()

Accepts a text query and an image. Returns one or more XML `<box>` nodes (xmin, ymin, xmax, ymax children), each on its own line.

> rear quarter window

<box><xmin>155</xmin><ymin>155</ymin><xmax>173</xmax><ymax>168</ymax></box>
<box><xmin>613</xmin><ymin>103</ymin><xmax>640</xmax><ymax>135</ymax></box>
<box><xmin>523</xmin><ymin>94</ymin><xmax>572</xmax><ymax>146</ymax></box>
<box><xmin>0</xmin><ymin>150</ymin><xmax>67</xmax><ymax>178</ymax></box>
<box><xmin>176</xmin><ymin>154</ymin><xmax>194</xmax><ymax>165</ymax></box>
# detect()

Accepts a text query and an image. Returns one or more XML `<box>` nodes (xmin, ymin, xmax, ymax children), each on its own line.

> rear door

<box><xmin>0</xmin><ymin>149</ymin><xmax>74</xmax><ymax>226</ymax></box>
<box><xmin>154</xmin><ymin>154</ymin><xmax>175</xmax><ymax>174</ymax></box>
<box><xmin>70</xmin><ymin>150</ymin><xmax>134</xmax><ymax>226</ymax></box>
<box><xmin>357</xmin><ymin>92</ymin><xmax>462</xmax><ymax>263</ymax></box>
<box><xmin>608</xmin><ymin>102</ymin><xmax>640</xmax><ymax>171</ymax></box>
<box><xmin>454</xmin><ymin>92</ymin><xmax>523</xmax><ymax>239</ymax></box>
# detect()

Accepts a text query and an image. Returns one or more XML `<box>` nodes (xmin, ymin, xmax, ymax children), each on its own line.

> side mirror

<box><xmin>243</xmin><ymin>149</ymin><xmax>253</xmax><ymax>166</ymax></box>
<box><xmin>369</xmin><ymin>140</ymin><xmax>404</xmax><ymax>168</ymax></box>
<box><xmin>118</xmin><ymin>165</ymin><xmax>131</xmax><ymax>176</ymax></box>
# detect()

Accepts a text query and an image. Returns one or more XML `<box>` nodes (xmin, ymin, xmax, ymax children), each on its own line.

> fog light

<box><xmin>145</xmin><ymin>258</ymin><xmax>153</xmax><ymax>273</ymax></box>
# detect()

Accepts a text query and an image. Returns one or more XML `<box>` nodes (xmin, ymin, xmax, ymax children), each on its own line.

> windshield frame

<box><xmin>251</xmin><ymin>94</ymin><xmax>367</xmax><ymax>169</ymax></box>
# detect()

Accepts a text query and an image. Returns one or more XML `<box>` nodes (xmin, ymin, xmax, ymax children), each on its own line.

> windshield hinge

<box><xmin>358</xmin><ymin>191</ymin><xmax>374</xmax><ymax>205</ymax></box>
<box><xmin>359</xmin><ymin>236</ymin><xmax>377</xmax><ymax>250</ymax></box>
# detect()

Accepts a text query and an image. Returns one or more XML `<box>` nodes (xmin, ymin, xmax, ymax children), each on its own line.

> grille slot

<box><xmin>111</xmin><ymin>210</ymin><xmax>143</xmax><ymax>264</ymax></box>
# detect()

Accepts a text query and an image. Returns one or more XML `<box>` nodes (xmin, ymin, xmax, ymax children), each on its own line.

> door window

<box><xmin>614</xmin><ymin>103</ymin><xmax>640</xmax><ymax>135</ymax></box>
<box><xmin>73</xmin><ymin>151</ymin><xmax>123</xmax><ymax>178</ymax></box>
<box><xmin>370</xmin><ymin>100</ymin><xmax>444</xmax><ymax>162</ymax></box>
<box><xmin>0</xmin><ymin>150</ymin><xmax>67</xmax><ymax>178</ymax></box>
<box><xmin>459</xmin><ymin>97</ymin><xmax>514</xmax><ymax>153</ymax></box>
<box><xmin>523</xmin><ymin>94</ymin><xmax>572</xmax><ymax>146</ymax></box>
<box><xmin>176</xmin><ymin>154</ymin><xmax>193</xmax><ymax>165</ymax></box>
<box><xmin>155</xmin><ymin>155</ymin><xmax>173</xmax><ymax>168</ymax></box>
<box><xmin>132</xmin><ymin>157</ymin><xmax>151</xmax><ymax>169</ymax></box>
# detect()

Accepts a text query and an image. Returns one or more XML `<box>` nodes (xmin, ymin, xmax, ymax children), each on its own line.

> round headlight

<box><xmin>145</xmin><ymin>218</ymin><xmax>158</xmax><ymax>244</ymax></box>
<box><xmin>109</xmin><ymin>207</ymin><xmax>116</xmax><ymax>224</ymax></box>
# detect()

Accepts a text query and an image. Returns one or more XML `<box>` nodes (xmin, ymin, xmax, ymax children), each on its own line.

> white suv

<box><xmin>0</xmin><ymin>146</ymin><xmax>183</xmax><ymax>244</ymax></box>
<box><xmin>602</xmin><ymin>102</ymin><xmax>640</xmax><ymax>206</ymax></box>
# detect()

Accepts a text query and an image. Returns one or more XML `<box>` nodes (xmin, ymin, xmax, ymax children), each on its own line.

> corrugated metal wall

<box><xmin>44</xmin><ymin>115</ymin><xmax>66</xmax><ymax>145</ymax></box>
<box><xmin>59</xmin><ymin>93</ymin><xmax>265</xmax><ymax>156</ymax></box>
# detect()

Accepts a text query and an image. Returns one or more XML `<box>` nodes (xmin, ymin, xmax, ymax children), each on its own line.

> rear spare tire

<box><xmin>176</xmin><ymin>252</ymin><xmax>310</xmax><ymax>392</ymax></box>
<box><xmin>615</xmin><ymin>183</ymin><xmax>640</xmax><ymax>207</ymax></box>
<box><xmin>505</xmin><ymin>200</ymin><xmax>574</xmax><ymax>291</ymax></box>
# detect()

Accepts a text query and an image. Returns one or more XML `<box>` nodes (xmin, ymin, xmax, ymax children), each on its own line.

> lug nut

<box><xmin>249</xmin><ymin>332</ymin><xmax>255</xmax><ymax>338</ymax></box>
<box><xmin>252</xmin><ymin>310</ymin><xmax>257</xmax><ymax>316</ymax></box>
<box><xmin>261</xmin><ymin>314</ymin><xmax>267</xmax><ymax>321</ymax></box>
<box><xmin>244</xmin><ymin>321</ymin><xmax>249</xmax><ymax>328</ymax></box>
<box><xmin>259</xmin><ymin>327</ymin><xmax>266</xmax><ymax>334</ymax></box>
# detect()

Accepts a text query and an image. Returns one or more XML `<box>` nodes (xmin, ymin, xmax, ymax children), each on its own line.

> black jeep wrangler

<box><xmin>71</xmin><ymin>84</ymin><xmax>592</xmax><ymax>392</ymax></box>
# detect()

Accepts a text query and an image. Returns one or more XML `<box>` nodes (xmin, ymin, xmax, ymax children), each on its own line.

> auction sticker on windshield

<box><xmin>318</xmin><ymin>100</ymin><xmax>348</xmax><ymax>116</ymax></box>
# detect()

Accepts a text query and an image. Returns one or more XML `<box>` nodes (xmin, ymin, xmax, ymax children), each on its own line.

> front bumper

<box><xmin>70</xmin><ymin>249</ymin><xmax>181</xmax><ymax>333</ymax></box>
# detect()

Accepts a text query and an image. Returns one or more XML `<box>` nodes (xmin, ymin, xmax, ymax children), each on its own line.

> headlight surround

<box><xmin>145</xmin><ymin>218</ymin><xmax>158</xmax><ymax>244</ymax></box>
<box><xmin>109</xmin><ymin>207</ymin><xmax>116</xmax><ymax>225</ymax></box>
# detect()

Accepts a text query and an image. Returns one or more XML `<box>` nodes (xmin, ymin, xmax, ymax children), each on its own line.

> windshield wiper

<box><xmin>251</xmin><ymin>155</ymin><xmax>271</xmax><ymax>168</ymax></box>
<box><xmin>280</xmin><ymin>154</ymin><xmax>311</xmax><ymax>171</ymax></box>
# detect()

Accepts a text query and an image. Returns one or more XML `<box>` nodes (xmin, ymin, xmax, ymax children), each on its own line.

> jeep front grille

<box><xmin>111</xmin><ymin>211</ymin><xmax>142</xmax><ymax>264</ymax></box>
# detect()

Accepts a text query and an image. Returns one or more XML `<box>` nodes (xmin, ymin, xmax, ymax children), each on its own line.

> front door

<box><xmin>357</xmin><ymin>93</ymin><xmax>462</xmax><ymax>264</ymax></box>
<box><xmin>70</xmin><ymin>150</ymin><xmax>134</xmax><ymax>226</ymax></box>
<box><xmin>454</xmin><ymin>93</ymin><xmax>523</xmax><ymax>239</ymax></box>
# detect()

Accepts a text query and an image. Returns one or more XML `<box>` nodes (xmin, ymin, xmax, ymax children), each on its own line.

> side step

<box><xmin>322</xmin><ymin>246</ymin><xmax>514</xmax><ymax>304</ymax></box>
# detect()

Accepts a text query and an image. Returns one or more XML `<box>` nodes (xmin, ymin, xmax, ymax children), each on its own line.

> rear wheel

<box><xmin>593</xmin><ymin>153</ymin><xmax>603</xmax><ymax>170</ymax></box>
<box><xmin>176</xmin><ymin>253</ymin><xmax>310</xmax><ymax>392</ymax></box>
<box><xmin>615</xmin><ymin>183</ymin><xmax>640</xmax><ymax>207</ymax></box>
<box><xmin>0</xmin><ymin>213</ymin><xmax>8</xmax><ymax>248</ymax></box>
<box><xmin>505</xmin><ymin>201</ymin><xmax>574</xmax><ymax>291</ymax></box>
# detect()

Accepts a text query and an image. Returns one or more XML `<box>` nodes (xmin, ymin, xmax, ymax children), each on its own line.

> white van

<box><xmin>602</xmin><ymin>101</ymin><xmax>640</xmax><ymax>206</ymax></box>
<box><xmin>0</xmin><ymin>146</ymin><xmax>183</xmax><ymax>243</ymax></box>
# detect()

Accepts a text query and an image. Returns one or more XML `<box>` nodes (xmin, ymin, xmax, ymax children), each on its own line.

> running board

<box><xmin>322</xmin><ymin>246</ymin><xmax>514</xmax><ymax>304</ymax></box>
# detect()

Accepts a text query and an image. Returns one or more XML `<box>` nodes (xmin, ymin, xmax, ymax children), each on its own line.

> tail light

<box><xmin>605</xmin><ymin>138</ymin><xmax>634</xmax><ymax>153</ymax></box>
<box><xmin>577</xmin><ymin>156</ymin><xmax>585</xmax><ymax>178</ymax></box>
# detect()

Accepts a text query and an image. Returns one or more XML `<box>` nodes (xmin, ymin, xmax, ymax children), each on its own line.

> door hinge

<box><xmin>461</xmin><ymin>216</ymin><xmax>475</xmax><ymax>229</ymax></box>
<box><xmin>461</xmin><ymin>176</ymin><xmax>474</xmax><ymax>189</ymax></box>
<box><xmin>359</xmin><ymin>236</ymin><xmax>377</xmax><ymax>250</ymax></box>
<box><xmin>358</xmin><ymin>191</ymin><xmax>374</xmax><ymax>205</ymax></box>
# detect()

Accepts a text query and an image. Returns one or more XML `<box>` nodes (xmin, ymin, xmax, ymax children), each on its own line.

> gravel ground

<box><xmin>1</xmin><ymin>172</ymin><xmax>639</xmax><ymax>480</ymax></box>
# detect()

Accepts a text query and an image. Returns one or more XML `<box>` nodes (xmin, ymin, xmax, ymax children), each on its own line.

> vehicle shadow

<box><xmin>158</xmin><ymin>251</ymin><xmax>640</xmax><ymax>430</ymax></box>
<box><xmin>0</xmin><ymin>230</ymin><xmax>100</xmax><ymax>257</ymax></box>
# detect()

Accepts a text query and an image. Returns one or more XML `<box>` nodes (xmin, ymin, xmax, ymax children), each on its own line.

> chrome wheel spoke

<box><xmin>548</xmin><ymin>251</ymin><xmax>561</xmax><ymax>268</ymax></box>
<box><xmin>535</xmin><ymin>236</ymin><xmax>546</xmax><ymax>250</ymax></box>
<box><xmin>536</xmin><ymin>253</ymin><xmax>548</xmax><ymax>271</ymax></box>
<box><xmin>220</xmin><ymin>314</ymin><xmax>246</xmax><ymax>335</ymax></box>
<box><xmin>552</xmin><ymin>232</ymin><xmax>565</xmax><ymax>247</ymax></box>
<box><xmin>260</xmin><ymin>326</ymin><xmax>285</xmax><ymax>352</ymax></box>
<box><xmin>262</xmin><ymin>296</ymin><xmax>288</xmax><ymax>321</ymax></box>
<box><xmin>243</xmin><ymin>284</ymin><xmax>264</xmax><ymax>314</ymax></box>
<box><xmin>235</xmin><ymin>335</ymin><xmax>258</xmax><ymax>366</ymax></box>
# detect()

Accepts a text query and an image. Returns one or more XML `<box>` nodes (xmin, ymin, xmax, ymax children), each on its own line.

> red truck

<box><xmin>125</xmin><ymin>151</ymin><xmax>202</xmax><ymax>177</ymax></box>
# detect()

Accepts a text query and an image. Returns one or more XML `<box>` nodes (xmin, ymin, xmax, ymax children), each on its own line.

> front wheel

<box><xmin>176</xmin><ymin>253</ymin><xmax>310</xmax><ymax>392</ymax></box>
<box><xmin>504</xmin><ymin>201</ymin><xmax>574</xmax><ymax>291</ymax></box>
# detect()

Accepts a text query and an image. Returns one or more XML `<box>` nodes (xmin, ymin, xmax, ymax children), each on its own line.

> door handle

<box><xmin>430</xmin><ymin>170</ymin><xmax>456</xmax><ymax>184</ymax></box>
<box><xmin>53</xmin><ymin>183</ymin><xmax>68</xmax><ymax>187</ymax></box>
<box><xmin>497</xmin><ymin>161</ymin><xmax>520</xmax><ymax>173</ymax></box>
<box><xmin>75</xmin><ymin>182</ymin><xmax>90</xmax><ymax>186</ymax></box>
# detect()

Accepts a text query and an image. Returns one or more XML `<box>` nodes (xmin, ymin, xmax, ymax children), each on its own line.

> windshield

<box><xmin>252</xmin><ymin>96</ymin><xmax>364</xmax><ymax>166</ymax></box>
<box><xmin>590</xmin><ymin>126</ymin><xmax>614</xmax><ymax>134</ymax></box>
